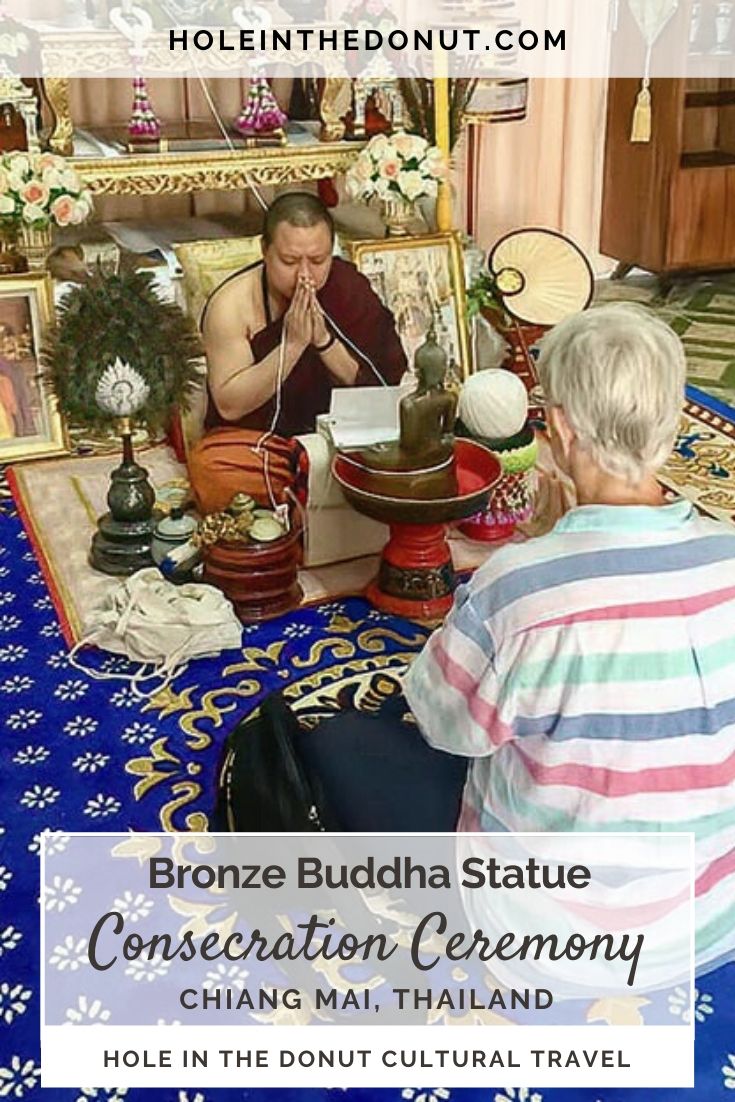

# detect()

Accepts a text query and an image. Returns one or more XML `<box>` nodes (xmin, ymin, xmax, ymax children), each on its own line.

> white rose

<box><xmin>368</xmin><ymin>137</ymin><xmax>389</xmax><ymax>165</ymax></box>
<box><xmin>69</xmin><ymin>199</ymin><xmax>90</xmax><ymax>225</ymax></box>
<box><xmin>50</xmin><ymin>196</ymin><xmax>75</xmax><ymax>225</ymax></box>
<box><xmin>379</xmin><ymin>156</ymin><xmax>401</xmax><ymax>183</ymax></box>
<box><xmin>351</xmin><ymin>156</ymin><xmax>372</xmax><ymax>184</ymax></box>
<box><xmin>395</xmin><ymin>134</ymin><xmax>427</xmax><ymax>163</ymax></box>
<box><xmin>21</xmin><ymin>180</ymin><xmax>49</xmax><ymax>208</ymax></box>
<box><xmin>377</xmin><ymin>140</ymin><xmax>402</xmax><ymax>163</ymax></box>
<box><xmin>8</xmin><ymin>171</ymin><xmax>26</xmax><ymax>194</ymax></box>
<box><xmin>0</xmin><ymin>195</ymin><xmax>15</xmax><ymax>215</ymax></box>
<box><xmin>392</xmin><ymin>131</ymin><xmax>416</xmax><ymax>158</ymax></box>
<box><xmin>8</xmin><ymin>153</ymin><xmax>30</xmax><ymax>177</ymax></box>
<box><xmin>425</xmin><ymin>146</ymin><xmax>447</xmax><ymax>178</ymax></box>
<box><xmin>60</xmin><ymin>168</ymin><xmax>82</xmax><ymax>193</ymax></box>
<box><xmin>74</xmin><ymin>188</ymin><xmax>93</xmax><ymax>211</ymax></box>
<box><xmin>21</xmin><ymin>202</ymin><xmax>47</xmax><ymax>224</ymax></box>
<box><xmin>42</xmin><ymin>167</ymin><xmax>64</xmax><ymax>190</ymax></box>
<box><xmin>374</xmin><ymin>175</ymin><xmax>392</xmax><ymax>199</ymax></box>
<box><xmin>398</xmin><ymin>169</ymin><xmax>426</xmax><ymax>202</ymax></box>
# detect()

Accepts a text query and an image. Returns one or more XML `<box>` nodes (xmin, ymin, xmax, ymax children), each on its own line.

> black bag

<box><xmin>214</xmin><ymin>691</ymin><xmax>341</xmax><ymax>832</ymax></box>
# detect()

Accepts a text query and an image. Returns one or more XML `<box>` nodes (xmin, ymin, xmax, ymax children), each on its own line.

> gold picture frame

<box><xmin>0</xmin><ymin>273</ymin><xmax>68</xmax><ymax>464</ymax></box>
<box><xmin>348</xmin><ymin>231</ymin><xmax>471</xmax><ymax>381</ymax></box>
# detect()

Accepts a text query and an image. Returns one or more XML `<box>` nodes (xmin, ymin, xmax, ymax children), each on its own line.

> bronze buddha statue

<box><xmin>344</xmin><ymin>323</ymin><xmax>459</xmax><ymax>500</ymax></box>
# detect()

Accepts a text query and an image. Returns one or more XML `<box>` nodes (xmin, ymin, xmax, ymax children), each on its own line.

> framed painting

<box><xmin>0</xmin><ymin>273</ymin><xmax>67</xmax><ymax>464</ymax></box>
<box><xmin>349</xmin><ymin>231</ymin><xmax>471</xmax><ymax>381</ymax></box>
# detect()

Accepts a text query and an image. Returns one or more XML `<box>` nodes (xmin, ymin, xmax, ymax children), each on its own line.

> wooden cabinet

<box><xmin>600</xmin><ymin>77</ymin><xmax>735</xmax><ymax>274</ymax></box>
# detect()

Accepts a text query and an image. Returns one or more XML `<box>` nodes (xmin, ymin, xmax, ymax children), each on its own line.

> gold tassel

<box><xmin>630</xmin><ymin>81</ymin><xmax>652</xmax><ymax>143</ymax></box>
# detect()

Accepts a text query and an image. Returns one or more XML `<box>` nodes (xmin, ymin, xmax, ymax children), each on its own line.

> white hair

<box><xmin>536</xmin><ymin>303</ymin><xmax>686</xmax><ymax>485</ymax></box>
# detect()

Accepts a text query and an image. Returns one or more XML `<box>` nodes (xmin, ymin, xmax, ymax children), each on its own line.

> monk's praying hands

<box><xmin>284</xmin><ymin>276</ymin><xmax>312</xmax><ymax>354</ymax></box>
<box><xmin>307</xmin><ymin>285</ymin><xmax>331</xmax><ymax>351</ymax></box>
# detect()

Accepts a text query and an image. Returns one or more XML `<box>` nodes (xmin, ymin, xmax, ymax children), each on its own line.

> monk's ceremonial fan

<box><xmin>488</xmin><ymin>227</ymin><xmax>594</xmax><ymax>328</ymax></box>
<box><xmin>482</xmin><ymin>228</ymin><xmax>595</xmax><ymax>411</ymax></box>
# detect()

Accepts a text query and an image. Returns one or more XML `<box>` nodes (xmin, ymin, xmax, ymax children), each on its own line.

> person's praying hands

<box><xmin>283</xmin><ymin>275</ymin><xmax>313</xmax><ymax>355</ymax></box>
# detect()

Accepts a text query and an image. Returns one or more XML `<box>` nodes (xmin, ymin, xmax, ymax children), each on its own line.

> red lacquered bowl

<box><xmin>332</xmin><ymin>439</ymin><xmax>502</xmax><ymax>526</ymax></box>
<box><xmin>202</xmin><ymin>521</ymin><xmax>303</xmax><ymax>622</ymax></box>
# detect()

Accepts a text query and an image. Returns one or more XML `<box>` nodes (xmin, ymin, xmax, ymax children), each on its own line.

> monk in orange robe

<box><xmin>188</xmin><ymin>192</ymin><xmax>407</xmax><ymax>514</ymax></box>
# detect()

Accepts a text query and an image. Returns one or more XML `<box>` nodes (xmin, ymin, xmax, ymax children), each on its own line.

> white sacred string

<box><xmin>148</xmin><ymin>14</ymin><xmax>391</xmax><ymax>518</ymax></box>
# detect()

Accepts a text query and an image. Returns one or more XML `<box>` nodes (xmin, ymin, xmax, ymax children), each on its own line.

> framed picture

<box><xmin>349</xmin><ymin>231</ymin><xmax>471</xmax><ymax>380</ymax></box>
<box><xmin>0</xmin><ymin>273</ymin><xmax>67</xmax><ymax>464</ymax></box>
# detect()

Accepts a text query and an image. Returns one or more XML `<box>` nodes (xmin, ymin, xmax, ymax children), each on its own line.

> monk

<box><xmin>188</xmin><ymin>192</ymin><xmax>407</xmax><ymax>513</ymax></box>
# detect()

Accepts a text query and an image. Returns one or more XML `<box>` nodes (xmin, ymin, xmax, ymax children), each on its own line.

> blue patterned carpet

<box><xmin>1</xmin><ymin>489</ymin><xmax>735</xmax><ymax>1101</ymax></box>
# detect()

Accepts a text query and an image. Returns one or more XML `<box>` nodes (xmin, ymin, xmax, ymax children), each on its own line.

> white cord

<box><xmin>69</xmin><ymin>634</ymin><xmax>189</xmax><ymax>700</ymax></box>
<box><xmin>159</xmin><ymin>0</ymin><xmax>270</xmax><ymax>212</ymax></box>
<box><xmin>318</xmin><ymin>304</ymin><xmax>390</xmax><ymax>387</ymax></box>
<box><xmin>189</xmin><ymin>65</ymin><xmax>270</xmax><ymax>212</ymax></box>
<box><xmin>254</xmin><ymin>321</ymin><xmax>288</xmax><ymax>512</ymax></box>
<box><xmin>153</xmin><ymin>18</ymin><xmax>387</xmax><ymax>501</ymax></box>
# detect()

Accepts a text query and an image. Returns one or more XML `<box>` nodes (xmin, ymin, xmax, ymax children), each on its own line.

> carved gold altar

<box><xmin>68</xmin><ymin>140</ymin><xmax>366</xmax><ymax>198</ymax></box>
<box><xmin>39</xmin><ymin>32</ymin><xmax>452</xmax><ymax>227</ymax></box>
<box><xmin>37</xmin><ymin>26</ymin><xmax>364</xmax><ymax>197</ymax></box>
<box><xmin>41</xmin><ymin>87</ymin><xmax>365</xmax><ymax>199</ymax></box>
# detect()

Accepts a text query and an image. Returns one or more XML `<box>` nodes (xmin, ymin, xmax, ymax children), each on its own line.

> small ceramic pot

<box><xmin>152</xmin><ymin>508</ymin><xmax>197</xmax><ymax>561</ymax></box>
<box><xmin>151</xmin><ymin>509</ymin><xmax>199</xmax><ymax>580</ymax></box>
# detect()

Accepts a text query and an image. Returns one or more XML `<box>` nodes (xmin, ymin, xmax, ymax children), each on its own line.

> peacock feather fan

<box><xmin>41</xmin><ymin>265</ymin><xmax>203</xmax><ymax>433</ymax></box>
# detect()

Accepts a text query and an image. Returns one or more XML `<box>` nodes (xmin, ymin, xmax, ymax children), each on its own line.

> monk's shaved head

<box><xmin>263</xmin><ymin>192</ymin><xmax>335</xmax><ymax>246</ymax></box>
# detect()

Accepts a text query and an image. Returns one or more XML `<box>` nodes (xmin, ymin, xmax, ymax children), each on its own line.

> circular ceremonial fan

<box><xmin>487</xmin><ymin>228</ymin><xmax>594</xmax><ymax>328</ymax></box>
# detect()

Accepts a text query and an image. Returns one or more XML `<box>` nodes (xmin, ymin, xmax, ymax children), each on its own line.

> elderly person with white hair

<box><xmin>402</xmin><ymin>303</ymin><xmax>735</xmax><ymax>971</ymax></box>
<box><xmin>293</xmin><ymin>305</ymin><xmax>734</xmax><ymax>962</ymax></box>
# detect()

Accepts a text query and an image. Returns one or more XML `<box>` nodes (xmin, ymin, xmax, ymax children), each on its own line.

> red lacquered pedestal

<box><xmin>368</xmin><ymin>522</ymin><xmax>456</xmax><ymax>620</ymax></box>
<box><xmin>333</xmin><ymin>439</ymin><xmax>502</xmax><ymax>624</ymax></box>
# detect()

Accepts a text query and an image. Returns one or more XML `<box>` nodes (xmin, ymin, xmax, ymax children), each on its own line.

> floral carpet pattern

<box><xmin>659</xmin><ymin>386</ymin><xmax>735</xmax><ymax>526</ymax></box>
<box><xmin>2</xmin><ymin>462</ymin><xmax>735</xmax><ymax>1098</ymax></box>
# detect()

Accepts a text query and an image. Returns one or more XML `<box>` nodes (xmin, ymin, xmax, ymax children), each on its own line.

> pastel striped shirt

<box><xmin>403</xmin><ymin>499</ymin><xmax>735</xmax><ymax>974</ymax></box>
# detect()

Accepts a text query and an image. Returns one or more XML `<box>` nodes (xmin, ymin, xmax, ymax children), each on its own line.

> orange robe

<box><xmin>187</xmin><ymin>427</ymin><xmax>302</xmax><ymax>516</ymax></box>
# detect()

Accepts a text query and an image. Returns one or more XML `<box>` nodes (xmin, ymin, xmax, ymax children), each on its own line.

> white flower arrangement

<box><xmin>345</xmin><ymin>130</ymin><xmax>446</xmax><ymax>206</ymax></box>
<box><xmin>0</xmin><ymin>151</ymin><xmax>93</xmax><ymax>228</ymax></box>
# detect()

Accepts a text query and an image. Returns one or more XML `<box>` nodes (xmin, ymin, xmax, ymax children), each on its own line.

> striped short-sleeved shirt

<box><xmin>403</xmin><ymin>499</ymin><xmax>735</xmax><ymax>973</ymax></box>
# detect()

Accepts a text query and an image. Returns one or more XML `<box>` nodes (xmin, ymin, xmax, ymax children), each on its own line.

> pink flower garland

<box><xmin>234</xmin><ymin>77</ymin><xmax>287</xmax><ymax>135</ymax></box>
